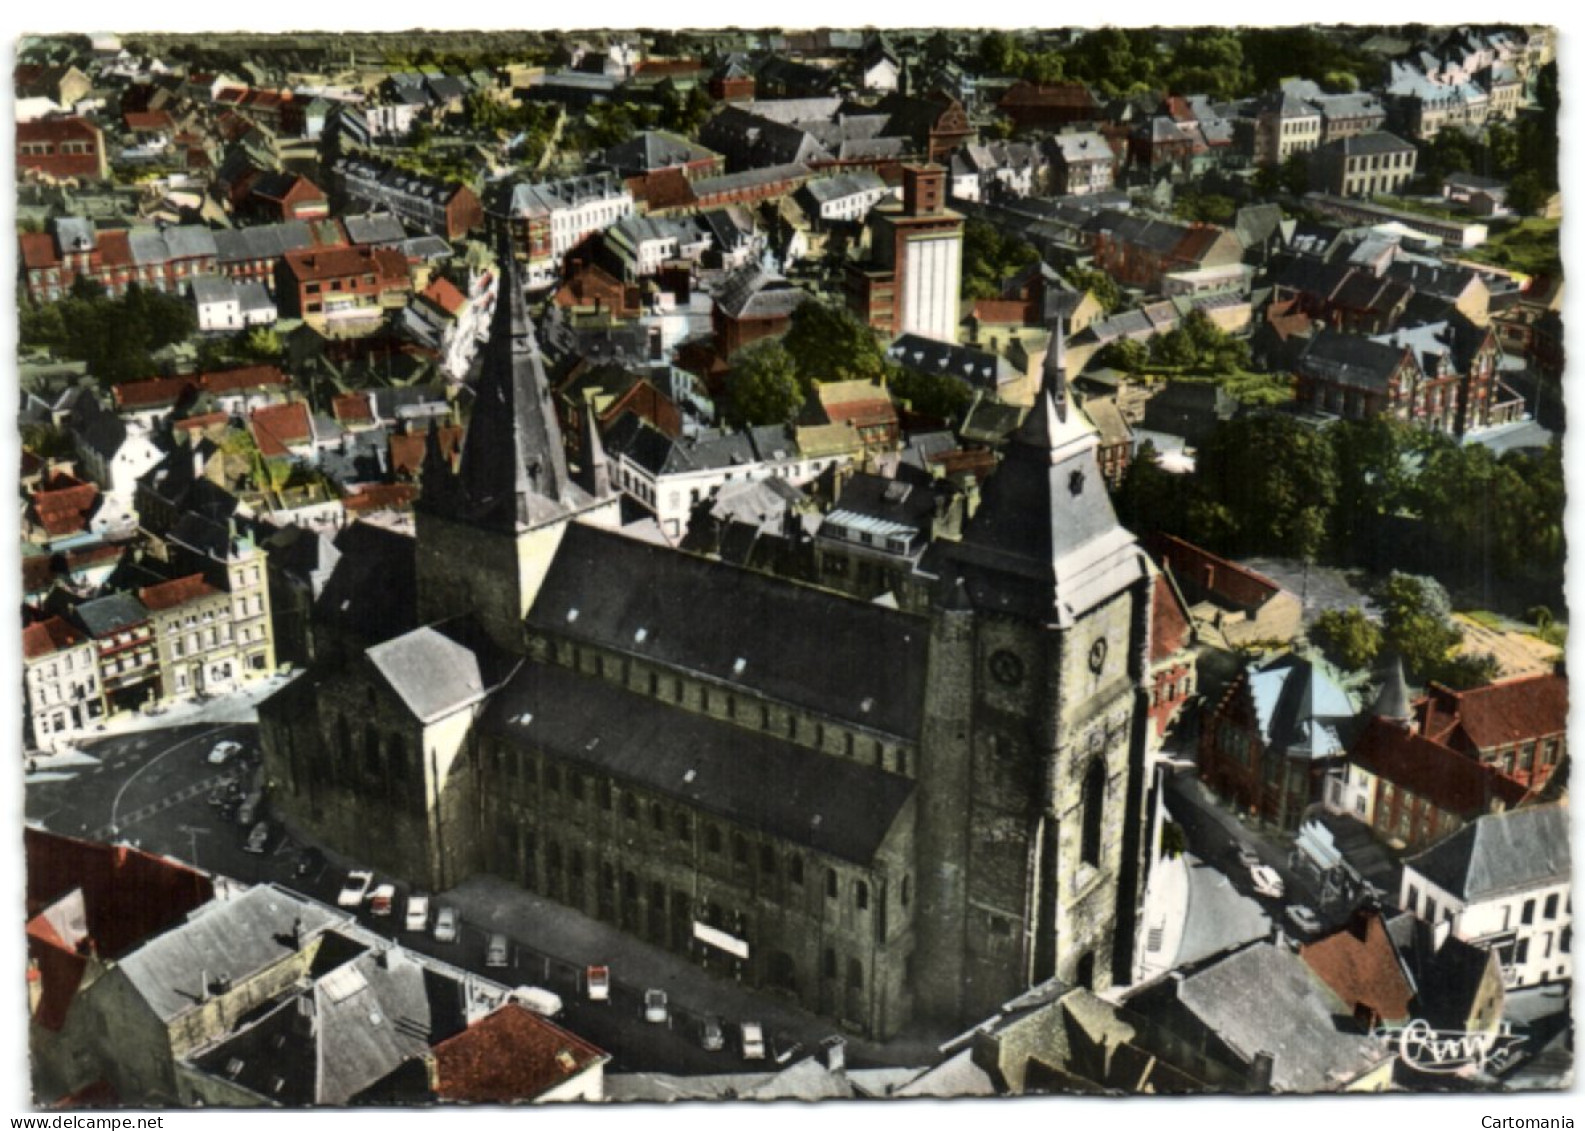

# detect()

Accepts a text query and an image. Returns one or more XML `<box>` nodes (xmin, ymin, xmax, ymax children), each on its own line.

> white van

<box><xmin>510</xmin><ymin>985</ymin><xmax>565</xmax><ymax>1018</ymax></box>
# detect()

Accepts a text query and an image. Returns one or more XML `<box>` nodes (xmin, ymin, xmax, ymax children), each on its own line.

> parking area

<box><xmin>25</xmin><ymin>721</ymin><xmax>945</xmax><ymax>1075</ymax></box>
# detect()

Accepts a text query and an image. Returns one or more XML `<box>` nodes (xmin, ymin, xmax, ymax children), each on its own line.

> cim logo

<box><xmin>1379</xmin><ymin>1018</ymin><xmax>1527</xmax><ymax>1076</ymax></box>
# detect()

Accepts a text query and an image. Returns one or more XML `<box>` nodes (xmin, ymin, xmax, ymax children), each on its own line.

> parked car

<box><xmin>486</xmin><ymin>932</ymin><xmax>510</xmax><ymax>968</ymax></box>
<box><xmin>700</xmin><ymin>1016</ymin><xmax>725</xmax><ymax>1052</ymax></box>
<box><xmin>208</xmin><ymin>740</ymin><xmax>243</xmax><ymax>765</ymax></box>
<box><xmin>433</xmin><ymin>906</ymin><xmax>459</xmax><ymax>944</ymax></box>
<box><xmin>338</xmin><ymin>870</ymin><xmax>374</xmax><ymax>907</ymax></box>
<box><xmin>243</xmin><ymin>821</ymin><xmax>271</xmax><ymax>854</ymax></box>
<box><xmin>369</xmin><ymin>884</ymin><xmax>397</xmax><ymax>915</ymax></box>
<box><xmin>1249</xmin><ymin>864</ymin><xmax>1286</xmax><ymax>899</ymax></box>
<box><xmin>295</xmin><ymin>847</ymin><xmax>325</xmax><ymax>879</ymax></box>
<box><xmin>405</xmin><ymin>894</ymin><xmax>430</xmax><ymax>932</ymax></box>
<box><xmin>740</xmin><ymin>1021</ymin><xmax>766</xmax><ymax>1060</ymax></box>
<box><xmin>510</xmin><ymin>985</ymin><xmax>565</xmax><ymax>1018</ymax></box>
<box><xmin>236</xmin><ymin>790</ymin><xmax>263</xmax><ymax>828</ymax></box>
<box><xmin>1286</xmin><ymin>905</ymin><xmax>1323</xmax><ymax>936</ymax></box>
<box><xmin>644</xmin><ymin>988</ymin><xmax>669</xmax><ymax>1023</ymax></box>
<box><xmin>586</xmin><ymin>965</ymin><xmax>611</xmax><ymax>1002</ymax></box>
<box><xmin>773</xmin><ymin>1033</ymin><xmax>804</xmax><ymax>1066</ymax></box>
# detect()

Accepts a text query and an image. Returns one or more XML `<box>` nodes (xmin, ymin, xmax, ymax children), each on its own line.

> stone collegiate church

<box><xmin>260</xmin><ymin>256</ymin><xmax>1159</xmax><ymax>1039</ymax></box>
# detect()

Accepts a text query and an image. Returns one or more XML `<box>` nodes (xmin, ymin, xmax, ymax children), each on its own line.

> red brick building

<box><xmin>1345</xmin><ymin>714</ymin><xmax>1531</xmax><ymax>850</ymax></box>
<box><xmin>1146</xmin><ymin>572</ymin><xmax>1196</xmax><ymax>740</ymax></box>
<box><xmin>20</xmin><ymin>221</ymin><xmax>219</xmax><ymax>304</ymax></box>
<box><xmin>17</xmin><ymin>117</ymin><xmax>107</xmax><ymax>181</ymax></box>
<box><xmin>278</xmin><ymin>245</ymin><xmax>412</xmax><ymax>327</ymax></box>
<box><xmin>1199</xmin><ymin>652</ymin><xmax>1357</xmax><ymax>830</ymax></box>
<box><xmin>1416</xmin><ymin>674</ymin><xmax>1567</xmax><ymax>792</ymax></box>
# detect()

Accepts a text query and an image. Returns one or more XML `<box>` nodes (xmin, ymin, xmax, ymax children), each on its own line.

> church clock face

<box><xmin>1089</xmin><ymin>638</ymin><xmax>1108</xmax><ymax>674</ymax></box>
<box><xmin>989</xmin><ymin>649</ymin><xmax>1025</xmax><ymax>687</ymax></box>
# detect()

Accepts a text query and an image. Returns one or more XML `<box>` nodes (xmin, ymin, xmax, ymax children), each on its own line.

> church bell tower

<box><xmin>915</xmin><ymin>321</ymin><xmax>1156</xmax><ymax>1024</ymax></box>
<box><xmin>413</xmin><ymin>245</ymin><xmax>619</xmax><ymax>650</ymax></box>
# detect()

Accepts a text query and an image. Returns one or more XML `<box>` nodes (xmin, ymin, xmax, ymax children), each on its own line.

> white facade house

<box><xmin>190</xmin><ymin>275</ymin><xmax>276</xmax><ymax>333</ymax></box>
<box><xmin>802</xmin><ymin>171</ymin><xmax>893</xmax><ymax>224</ymax></box>
<box><xmin>403</xmin><ymin>266</ymin><xmax>499</xmax><ymax>382</ymax></box>
<box><xmin>1399</xmin><ymin>804</ymin><xmax>1571</xmax><ymax>989</ymax></box>
<box><xmin>497</xmin><ymin>173</ymin><xmax>635</xmax><ymax>290</ymax></box>
<box><xmin>608</xmin><ymin>418</ymin><xmax>853</xmax><ymax>541</ymax></box>
<box><xmin>23</xmin><ymin>619</ymin><xmax>104</xmax><ymax>752</ymax></box>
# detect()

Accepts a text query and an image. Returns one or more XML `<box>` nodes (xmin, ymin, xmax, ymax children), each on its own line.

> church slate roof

<box><xmin>526</xmin><ymin>523</ymin><xmax>929</xmax><ymax>741</ymax></box>
<box><xmin>481</xmin><ymin>662</ymin><xmax>915</xmax><ymax>865</ymax></box>
<box><xmin>943</xmin><ymin>324</ymin><xmax>1150</xmax><ymax>624</ymax></box>
<box><xmin>428</xmin><ymin>247</ymin><xmax>600</xmax><ymax>533</ymax></box>
<box><xmin>367</xmin><ymin>627</ymin><xmax>490</xmax><ymax>724</ymax></box>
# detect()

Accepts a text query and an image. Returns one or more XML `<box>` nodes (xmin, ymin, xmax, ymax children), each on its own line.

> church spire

<box><xmin>1014</xmin><ymin>317</ymin><xmax>1092</xmax><ymax>456</ymax></box>
<box><xmin>447</xmin><ymin>238</ymin><xmax>577</xmax><ymax>531</ymax></box>
<box><xmin>1371</xmin><ymin>653</ymin><xmax>1414</xmax><ymax>728</ymax></box>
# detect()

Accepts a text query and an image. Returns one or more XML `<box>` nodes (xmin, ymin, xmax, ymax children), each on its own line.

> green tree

<box><xmin>1436</xmin><ymin>652</ymin><xmax>1501</xmax><ymax>691</ymax></box>
<box><xmin>1328</xmin><ymin>415</ymin><xmax>1416</xmax><ymax>554</ymax></box>
<box><xmin>1280</xmin><ymin>152</ymin><xmax>1310</xmax><ymax>196</ymax></box>
<box><xmin>1196</xmin><ymin>414</ymin><xmax>1338</xmax><ymax>556</ymax></box>
<box><xmin>726</xmin><ymin>340</ymin><xmax>804</xmax><ymax>426</ymax></box>
<box><xmin>1310</xmin><ymin>607</ymin><xmax>1383</xmax><ymax>671</ymax></box>
<box><xmin>1507</xmin><ymin>170</ymin><xmax>1549</xmax><ymax>216</ymax></box>
<box><xmin>1096</xmin><ymin>337</ymin><xmax>1149</xmax><ymax>374</ymax></box>
<box><xmin>976</xmin><ymin>31</ymin><xmax>1024</xmax><ymax>77</ymax></box>
<box><xmin>1376</xmin><ymin>572</ymin><xmax>1463</xmax><ymax>683</ymax></box>
<box><xmin>886</xmin><ymin>362</ymin><xmax>972</xmax><ymax>421</ymax></box>
<box><xmin>1063</xmin><ymin>265</ymin><xmax>1121</xmax><ymax>314</ymax></box>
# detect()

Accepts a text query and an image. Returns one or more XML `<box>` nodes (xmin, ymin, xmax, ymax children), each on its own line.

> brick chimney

<box><xmin>903</xmin><ymin>164</ymin><xmax>945</xmax><ymax>217</ymax></box>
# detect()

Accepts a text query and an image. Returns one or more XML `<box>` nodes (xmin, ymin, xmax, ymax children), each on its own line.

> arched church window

<box><xmin>1081</xmin><ymin>759</ymin><xmax>1105</xmax><ymax>868</ymax></box>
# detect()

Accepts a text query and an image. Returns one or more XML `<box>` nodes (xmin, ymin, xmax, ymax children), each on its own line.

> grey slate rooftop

<box><xmin>1162</xmin><ymin>941</ymin><xmax>1391</xmax><ymax>1092</ymax></box>
<box><xmin>1404</xmin><ymin>802</ymin><xmax>1570</xmax><ymax>902</ymax></box>
<box><xmin>117</xmin><ymin>885</ymin><xmax>348</xmax><ymax>1024</ymax></box>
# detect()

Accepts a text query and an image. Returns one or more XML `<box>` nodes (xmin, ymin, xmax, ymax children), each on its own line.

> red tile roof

<box><xmin>124</xmin><ymin>109</ymin><xmax>174</xmax><ymax>133</ymax></box>
<box><xmin>430</xmin><ymin>1003</ymin><xmax>607</xmax><ymax>1103</ymax></box>
<box><xmin>20</xmin><ymin>231</ymin><xmax>59</xmax><ymax>270</ymax></box>
<box><xmin>333</xmin><ymin>392</ymin><xmax>376</xmax><ymax>425</ymax></box>
<box><xmin>1350</xmin><ymin>716</ymin><xmax>1529</xmax><ymax>819</ymax></box>
<box><xmin>249</xmin><ymin>401</ymin><xmax>314</xmax><ymax>458</ymax></box>
<box><xmin>390</xmin><ymin>425</ymin><xmax>463</xmax><ymax>476</ymax></box>
<box><xmin>1299</xmin><ymin>909</ymin><xmax>1415</xmax><ymax>1026</ymax></box>
<box><xmin>30</xmin><ymin>474</ymin><xmax>99</xmax><ymax>538</ymax></box>
<box><xmin>284</xmin><ymin>244</ymin><xmax>409</xmax><ymax>285</ymax></box>
<box><xmin>342</xmin><ymin>483</ymin><xmax>417</xmax><ymax>512</ymax></box>
<box><xmin>1171</xmin><ymin>224</ymin><xmax>1234</xmax><ymax>266</ymax></box>
<box><xmin>113</xmin><ymin>375</ymin><xmax>194</xmax><ymax>412</ymax></box>
<box><xmin>1149</xmin><ymin>572</ymin><xmax>1193</xmax><ymax>663</ymax></box>
<box><xmin>22</xmin><ymin>616</ymin><xmax>88</xmax><ymax>661</ymax></box>
<box><xmin>174</xmin><ymin>411</ymin><xmax>230</xmax><ymax>435</ymax></box>
<box><xmin>971</xmin><ymin>299</ymin><xmax>1036</xmax><ymax>325</ymax></box>
<box><xmin>1419</xmin><ymin>674</ymin><xmax>1568</xmax><ymax>752</ymax></box>
<box><xmin>138</xmin><ymin>572</ymin><xmax>222</xmax><ymax>612</ymax></box>
<box><xmin>25</xmin><ymin>828</ymin><xmax>214</xmax><ymax>1029</ymax></box>
<box><xmin>17</xmin><ymin>116</ymin><xmax>101</xmax><ymax>146</ymax></box>
<box><xmin>631</xmin><ymin>167</ymin><xmax>697</xmax><ymax>212</ymax></box>
<box><xmin>199</xmin><ymin>364</ymin><xmax>289</xmax><ymax>394</ymax></box>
